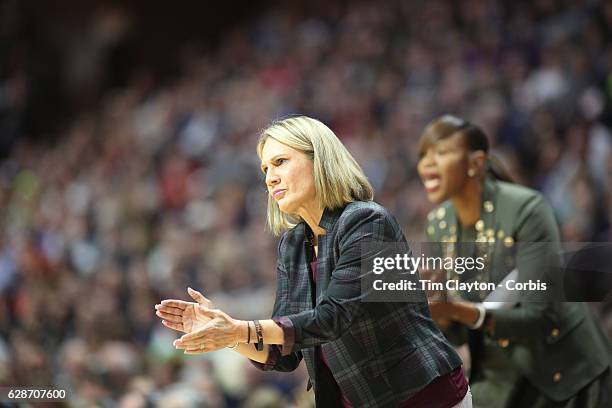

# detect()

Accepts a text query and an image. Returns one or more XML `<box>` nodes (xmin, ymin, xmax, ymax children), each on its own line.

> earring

<box><xmin>467</xmin><ymin>169</ymin><xmax>476</xmax><ymax>177</ymax></box>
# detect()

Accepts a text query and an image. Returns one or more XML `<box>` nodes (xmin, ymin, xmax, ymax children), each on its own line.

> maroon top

<box><xmin>401</xmin><ymin>366</ymin><xmax>468</xmax><ymax>408</ymax></box>
<box><xmin>310</xmin><ymin>259</ymin><xmax>354</xmax><ymax>408</ymax></box>
<box><xmin>309</xmin><ymin>257</ymin><xmax>468</xmax><ymax>408</ymax></box>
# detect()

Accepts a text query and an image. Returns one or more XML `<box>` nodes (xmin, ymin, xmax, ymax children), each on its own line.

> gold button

<box><xmin>553</xmin><ymin>372</ymin><xmax>562</xmax><ymax>382</ymax></box>
<box><xmin>486</xmin><ymin>228</ymin><xmax>495</xmax><ymax>237</ymax></box>
<box><xmin>503</xmin><ymin>236</ymin><xmax>514</xmax><ymax>248</ymax></box>
<box><xmin>439</xmin><ymin>220</ymin><xmax>447</xmax><ymax>229</ymax></box>
<box><xmin>475</xmin><ymin>220</ymin><xmax>485</xmax><ymax>231</ymax></box>
<box><xmin>484</xmin><ymin>201</ymin><xmax>494</xmax><ymax>213</ymax></box>
<box><xmin>498</xmin><ymin>339</ymin><xmax>510</xmax><ymax>348</ymax></box>
<box><xmin>428</xmin><ymin>212</ymin><xmax>435</xmax><ymax>221</ymax></box>
<box><xmin>436</xmin><ymin>207</ymin><xmax>446</xmax><ymax>219</ymax></box>
<box><xmin>497</xmin><ymin>230</ymin><xmax>505</xmax><ymax>239</ymax></box>
<box><xmin>551</xmin><ymin>328</ymin><xmax>560</xmax><ymax>338</ymax></box>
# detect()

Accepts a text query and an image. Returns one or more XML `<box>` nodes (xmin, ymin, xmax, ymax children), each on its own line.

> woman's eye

<box><xmin>276</xmin><ymin>158</ymin><xmax>287</xmax><ymax>165</ymax></box>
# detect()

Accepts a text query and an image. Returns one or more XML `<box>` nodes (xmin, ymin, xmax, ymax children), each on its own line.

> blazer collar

<box><xmin>317</xmin><ymin>206</ymin><xmax>345</xmax><ymax>231</ymax></box>
<box><xmin>299</xmin><ymin>205</ymin><xmax>344</xmax><ymax>242</ymax></box>
<box><xmin>446</xmin><ymin>177</ymin><xmax>499</xmax><ymax>240</ymax></box>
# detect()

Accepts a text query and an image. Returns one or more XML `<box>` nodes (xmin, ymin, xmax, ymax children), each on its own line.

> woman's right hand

<box><xmin>427</xmin><ymin>301</ymin><xmax>453</xmax><ymax>329</ymax></box>
<box><xmin>420</xmin><ymin>268</ymin><xmax>447</xmax><ymax>301</ymax></box>
<box><xmin>155</xmin><ymin>287</ymin><xmax>215</xmax><ymax>333</ymax></box>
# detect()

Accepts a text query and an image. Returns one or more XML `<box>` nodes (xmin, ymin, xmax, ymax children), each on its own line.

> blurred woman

<box><xmin>156</xmin><ymin>115</ymin><xmax>472</xmax><ymax>407</ymax></box>
<box><xmin>417</xmin><ymin>114</ymin><xmax>611</xmax><ymax>408</ymax></box>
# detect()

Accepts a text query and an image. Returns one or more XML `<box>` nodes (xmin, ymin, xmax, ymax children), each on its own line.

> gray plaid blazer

<box><xmin>252</xmin><ymin>201</ymin><xmax>462</xmax><ymax>407</ymax></box>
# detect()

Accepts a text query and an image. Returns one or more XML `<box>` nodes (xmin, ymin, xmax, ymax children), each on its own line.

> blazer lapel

<box><xmin>300</xmin><ymin>224</ymin><xmax>316</xmax><ymax>308</ymax></box>
<box><xmin>314</xmin><ymin>206</ymin><xmax>343</xmax><ymax>306</ymax></box>
<box><xmin>315</xmin><ymin>233</ymin><xmax>328</xmax><ymax>305</ymax></box>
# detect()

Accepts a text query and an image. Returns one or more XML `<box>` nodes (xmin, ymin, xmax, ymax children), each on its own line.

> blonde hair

<box><xmin>257</xmin><ymin>116</ymin><xmax>373</xmax><ymax>235</ymax></box>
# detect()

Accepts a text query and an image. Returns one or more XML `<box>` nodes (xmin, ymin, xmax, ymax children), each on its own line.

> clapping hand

<box><xmin>154</xmin><ymin>287</ymin><xmax>215</xmax><ymax>333</ymax></box>
<box><xmin>172</xmin><ymin>307</ymin><xmax>244</xmax><ymax>354</ymax></box>
<box><xmin>155</xmin><ymin>287</ymin><xmax>245</xmax><ymax>354</ymax></box>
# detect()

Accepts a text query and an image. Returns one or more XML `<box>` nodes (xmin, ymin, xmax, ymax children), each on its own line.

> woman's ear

<box><xmin>468</xmin><ymin>150</ymin><xmax>487</xmax><ymax>177</ymax></box>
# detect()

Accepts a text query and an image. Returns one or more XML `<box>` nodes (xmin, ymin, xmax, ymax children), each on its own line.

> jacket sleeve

<box><xmin>280</xmin><ymin>206</ymin><xmax>406</xmax><ymax>354</ymax></box>
<box><xmin>249</xmin><ymin>233</ymin><xmax>303</xmax><ymax>371</ymax></box>
<box><xmin>425</xmin><ymin>214</ymin><xmax>469</xmax><ymax>346</ymax></box>
<box><xmin>486</xmin><ymin>194</ymin><xmax>563</xmax><ymax>341</ymax></box>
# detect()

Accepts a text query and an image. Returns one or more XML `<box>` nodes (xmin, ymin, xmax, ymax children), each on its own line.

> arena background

<box><xmin>1</xmin><ymin>0</ymin><xmax>611</xmax><ymax>406</ymax></box>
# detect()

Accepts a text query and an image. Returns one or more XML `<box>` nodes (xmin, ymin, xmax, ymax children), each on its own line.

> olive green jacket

<box><xmin>425</xmin><ymin>178</ymin><xmax>611</xmax><ymax>402</ymax></box>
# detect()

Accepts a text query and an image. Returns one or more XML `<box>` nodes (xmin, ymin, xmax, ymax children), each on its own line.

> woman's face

<box><xmin>417</xmin><ymin>132</ymin><xmax>471</xmax><ymax>204</ymax></box>
<box><xmin>260</xmin><ymin>137</ymin><xmax>318</xmax><ymax>216</ymax></box>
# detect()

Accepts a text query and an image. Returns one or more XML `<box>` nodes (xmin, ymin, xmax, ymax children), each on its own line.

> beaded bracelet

<box><xmin>254</xmin><ymin>320</ymin><xmax>264</xmax><ymax>351</ymax></box>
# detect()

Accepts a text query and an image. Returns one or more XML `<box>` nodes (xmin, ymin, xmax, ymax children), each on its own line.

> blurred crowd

<box><xmin>1</xmin><ymin>0</ymin><xmax>612</xmax><ymax>407</ymax></box>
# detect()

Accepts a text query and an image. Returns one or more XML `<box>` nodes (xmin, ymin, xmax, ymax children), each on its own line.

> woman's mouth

<box><xmin>272</xmin><ymin>189</ymin><xmax>287</xmax><ymax>198</ymax></box>
<box><xmin>423</xmin><ymin>176</ymin><xmax>441</xmax><ymax>193</ymax></box>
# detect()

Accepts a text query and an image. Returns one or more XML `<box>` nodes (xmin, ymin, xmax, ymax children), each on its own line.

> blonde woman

<box><xmin>155</xmin><ymin>116</ymin><xmax>471</xmax><ymax>407</ymax></box>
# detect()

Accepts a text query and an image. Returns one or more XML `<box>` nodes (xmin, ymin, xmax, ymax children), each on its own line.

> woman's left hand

<box><xmin>173</xmin><ymin>306</ymin><xmax>244</xmax><ymax>354</ymax></box>
<box><xmin>155</xmin><ymin>288</ymin><xmax>215</xmax><ymax>334</ymax></box>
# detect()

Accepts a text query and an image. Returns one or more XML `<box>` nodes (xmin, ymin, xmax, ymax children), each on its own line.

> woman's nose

<box><xmin>266</xmin><ymin>170</ymin><xmax>280</xmax><ymax>187</ymax></box>
<box><xmin>419</xmin><ymin>151</ymin><xmax>435</xmax><ymax>167</ymax></box>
